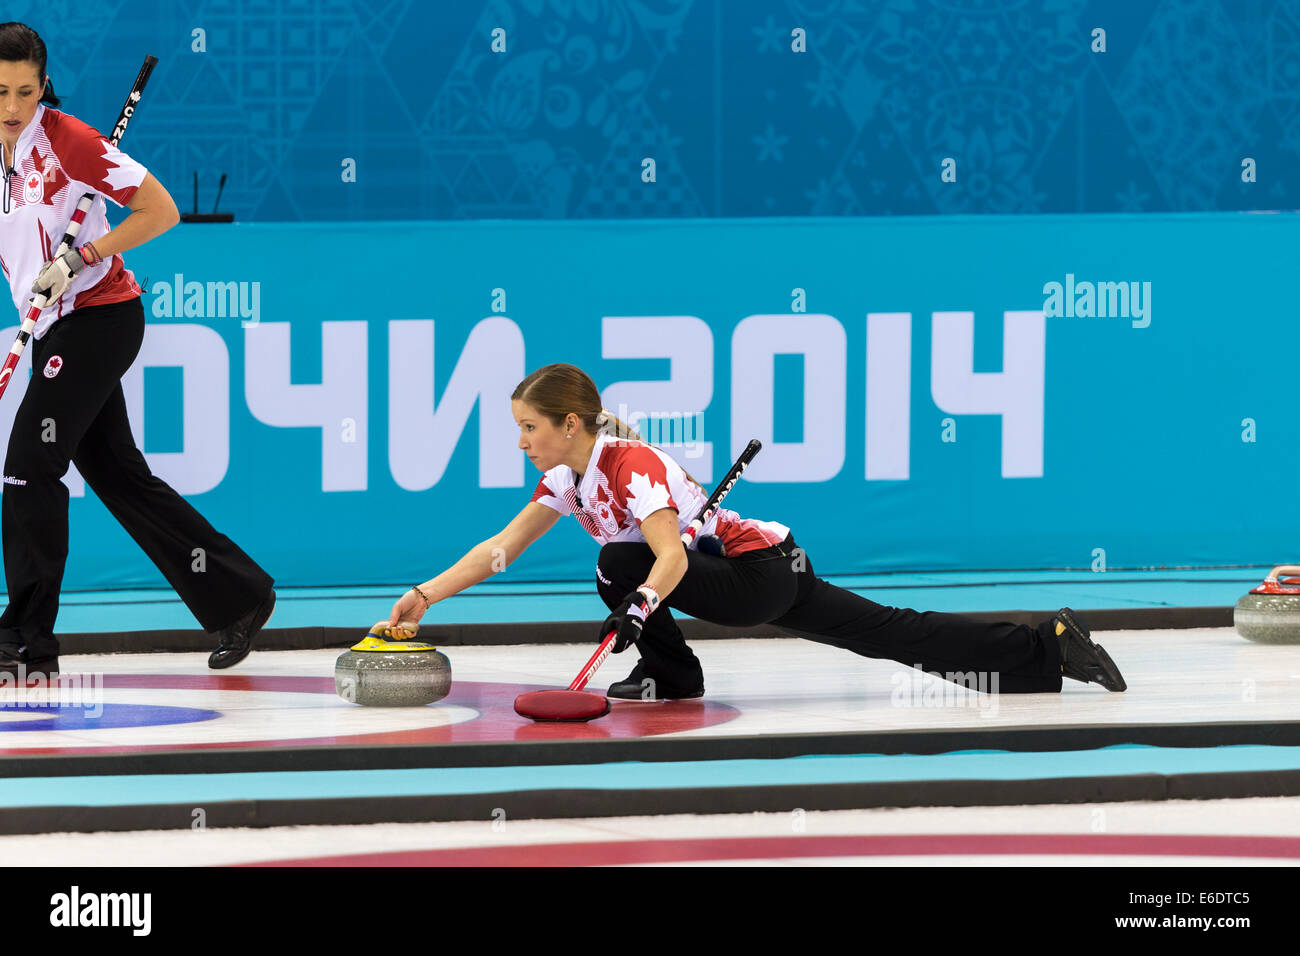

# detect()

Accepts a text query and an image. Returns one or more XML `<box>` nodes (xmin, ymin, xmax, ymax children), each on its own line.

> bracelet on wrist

<box><xmin>79</xmin><ymin>241</ymin><xmax>104</xmax><ymax>266</ymax></box>
<box><xmin>411</xmin><ymin>584</ymin><xmax>431</xmax><ymax>608</ymax></box>
<box><xmin>636</xmin><ymin>584</ymin><xmax>660</xmax><ymax>613</ymax></box>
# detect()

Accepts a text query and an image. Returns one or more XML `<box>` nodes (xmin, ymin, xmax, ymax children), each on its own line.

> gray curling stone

<box><xmin>1234</xmin><ymin>565</ymin><xmax>1300</xmax><ymax>644</ymax></box>
<box><xmin>335</xmin><ymin>638</ymin><xmax>452</xmax><ymax>706</ymax></box>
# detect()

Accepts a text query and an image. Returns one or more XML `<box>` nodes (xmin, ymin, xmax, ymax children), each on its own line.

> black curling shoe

<box><xmin>209</xmin><ymin>589</ymin><xmax>276</xmax><ymax>670</ymax></box>
<box><xmin>1052</xmin><ymin>607</ymin><xmax>1127</xmax><ymax>692</ymax></box>
<box><xmin>0</xmin><ymin>644</ymin><xmax>59</xmax><ymax>681</ymax></box>
<box><xmin>607</xmin><ymin>660</ymin><xmax>705</xmax><ymax>701</ymax></box>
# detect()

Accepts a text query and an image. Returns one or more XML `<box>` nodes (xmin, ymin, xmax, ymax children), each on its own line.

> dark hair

<box><xmin>0</xmin><ymin>22</ymin><xmax>60</xmax><ymax>106</ymax></box>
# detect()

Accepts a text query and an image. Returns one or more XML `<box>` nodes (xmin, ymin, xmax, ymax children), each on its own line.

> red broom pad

<box><xmin>514</xmin><ymin>630</ymin><xmax>617</xmax><ymax>721</ymax></box>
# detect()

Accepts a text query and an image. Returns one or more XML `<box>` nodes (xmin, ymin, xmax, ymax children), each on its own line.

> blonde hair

<box><xmin>512</xmin><ymin>363</ymin><xmax>703</xmax><ymax>488</ymax></box>
<box><xmin>512</xmin><ymin>363</ymin><xmax>641</xmax><ymax>441</ymax></box>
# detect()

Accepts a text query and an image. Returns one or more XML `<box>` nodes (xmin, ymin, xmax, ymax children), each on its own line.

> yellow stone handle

<box><xmin>368</xmin><ymin>620</ymin><xmax>420</xmax><ymax>641</ymax></box>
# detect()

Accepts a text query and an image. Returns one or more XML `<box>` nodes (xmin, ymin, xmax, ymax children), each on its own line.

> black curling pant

<box><xmin>595</xmin><ymin>535</ymin><xmax>1063</xmax><ymax>693</ymax></box>
<box><xmin>0</xmin><ymin>297</ymin><xmax>273</xmax><ymax>659</ymax></box>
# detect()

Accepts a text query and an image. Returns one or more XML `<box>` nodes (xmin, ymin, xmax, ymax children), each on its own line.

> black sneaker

<box><xmin>208</xmin><ymin>589</ymin><xmax>276</xmax><ymax>670</ymax></box>
<box><xmin>606</xmin><ymin>660</ymin><xmax>704</xmax><ymax>701</ymax></box>
<box><xmin>21</xmin><ymin>656</ymin><xmax>59</xmax><ymax>681</ymax></box>
<box><xmin>0</xmin><ymin>644</ymin><xmax>59</xmax><ymax>681</ymax></box>
<box><xmin>1052</xmin><ymin>607</ymin><xmax>1126</xmax><ymax>692</ymax></box>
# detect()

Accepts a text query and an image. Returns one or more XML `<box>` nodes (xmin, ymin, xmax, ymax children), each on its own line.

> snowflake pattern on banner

<box><xmin>14</xmin><ymin>0</ymin><xmax>1300</xmax><ymax>220</ymax></box>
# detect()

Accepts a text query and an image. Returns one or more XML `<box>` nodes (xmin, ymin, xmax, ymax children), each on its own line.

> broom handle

<box><xmin>564</xmin><ymin>440</ymin><xmax>764</xmax><ymax>693</ymax></box>
<box><xmin>568</xmin><ymin>630</ymin><xmax>617</xmax><ymax>691</ymax></box>
<box><xmin>0</xmin><ymin>55</ymin><xmax>158</xmax><ymax>401</ymax></box>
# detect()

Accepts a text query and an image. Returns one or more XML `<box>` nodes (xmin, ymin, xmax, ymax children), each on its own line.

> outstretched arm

<box><xmin>388</xmin><ymin>502</ymin><xmax>561</xmax><ymax>627</ymax></box>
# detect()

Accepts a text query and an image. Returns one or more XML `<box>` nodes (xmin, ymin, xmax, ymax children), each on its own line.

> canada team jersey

<box><xmin>0</xmin><ymin>104</ymin><xmax>147</xmax><ymax>338</ymax></box>
<box><xmin>530</xmin><ymin>433</ymin><xmax>791</xmax><ymax>555</ymax></box>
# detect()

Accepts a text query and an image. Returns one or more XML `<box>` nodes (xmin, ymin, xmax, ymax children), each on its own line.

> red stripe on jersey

<box><xmin>714</xmin><ymin>514</ymin><xmax>789</xmax><ymax>556</ymax></box>
<box><xmin>598</xmin><ymin>442</ymin><xmax>678</xmax><ymax>525</ymax></box>
<box><xmin>36</xmin><ymin>219</ymin><xmax>52</xmax><ymax>261</ymax></box>
<box><xmin>563</xmin><ymin>486</ymin><xmax>602</xmax><ymax>538</ymax></box>
<box><xmin>40</xmin><ymin>110</ymin><xmax>142</xmax><ymax>207</ymax></box>
<box><xmin>530</xmin><ymin>474</ymin><xmax>561</xmax><ymax>508</ymax></box>
<box><xmin>531</xmin><ymin>434</ymin><xmax>791</xmax><ymax>552</ymax></box>
<box><xmin>532</xmin><ymin>473</ymin><xmax>604</xmax><ymax>538</ymax></box>
<box><xmin>70</xmin><ymin>257</ymin><xmax>142</xmax><ymax>311</ymax></box>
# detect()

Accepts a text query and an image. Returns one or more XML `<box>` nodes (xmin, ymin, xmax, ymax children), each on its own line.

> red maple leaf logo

<box><xmin>28</xmin><ymin>147</ymin><xmax>68</xmax><ymax>205</ymax></box>
<box><xmin>593</xmin><ymin>483</ymin><xmax>628</xmax><ymax>528</ymax></box>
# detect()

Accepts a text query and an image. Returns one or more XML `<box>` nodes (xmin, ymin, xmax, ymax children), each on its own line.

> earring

<box><xmin>566</xmin><ymin>433</ymin><xmax>572</xmax><ymax>439</ymax></box>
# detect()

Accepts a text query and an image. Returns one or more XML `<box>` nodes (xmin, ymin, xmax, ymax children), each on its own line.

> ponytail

<box><xmin>594</xmin><ymin>408</ymin><xmax>644</xmax><ymax>443</ymax></box>
<box><xmin>41</xmin><ymin>76</ymin><xmax>59</xmax><ymax>107</ymax></box>
<box><xmin>512</xmin><ymin>364</ymin><xmax>704</xmax><ymax>490</ymax></box>
<box><xmin>596</xmin><ymin>408</ymin><xmax>706</xmax><ymax>493</ymax></box>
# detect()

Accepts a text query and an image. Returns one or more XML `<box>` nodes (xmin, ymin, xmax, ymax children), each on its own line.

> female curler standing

<box><xmin>388</xmin><ymin>363</ymin><xmax>1126</xmax><ymax>700</ymax></box>
<box><xmin>0</xmin><ymin>22</ymin><xmax>274</xmax><ymax>679</ymax></box>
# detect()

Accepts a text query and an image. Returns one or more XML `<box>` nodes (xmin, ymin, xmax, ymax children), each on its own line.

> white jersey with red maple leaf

<box><xmin>530</xmin><ymin>433</ymin><xmax>790</xmax><ymax>555</ymax></box>
<box><xmin>1</xmin><ymin>104</ymin><xmax>147</xmax><ymax>337</ymax></box>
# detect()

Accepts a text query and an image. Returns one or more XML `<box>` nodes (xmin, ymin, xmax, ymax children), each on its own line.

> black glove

<box><xmin>600</xmin><ymin>589</ymin><xmax>653</xmax><ymax>653</ymax></box>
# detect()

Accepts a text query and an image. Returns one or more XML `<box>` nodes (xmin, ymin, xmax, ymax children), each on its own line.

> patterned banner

<box><xmin>16</xmin><ymin>0</ymin><xmax>1300</xmax><ymax>222</ymax></box>
<box><xmin>0</xmin><ymin>212</ymin><xmax>1290</xmax><ymax>590</ymax></box>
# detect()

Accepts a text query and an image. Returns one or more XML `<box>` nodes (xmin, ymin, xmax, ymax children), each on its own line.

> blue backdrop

<box><xmin>11</xmin><ymin>0</ymin><xmax>1300</xmax><ymax>221</ymax></box>
<box><xmin>0</xmin><ymin>211</ymin><xmax>1291</xmax><ymax>589</ymax></box>
<box><xmin>3</xmin><ymin>1</ymin><xmax>1297</xmax><ymax>592</ymax></box>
